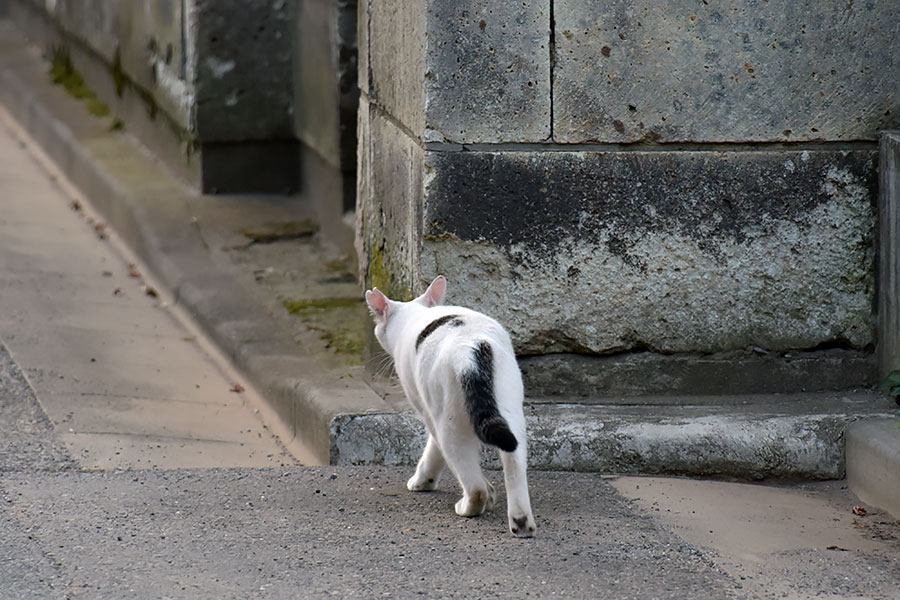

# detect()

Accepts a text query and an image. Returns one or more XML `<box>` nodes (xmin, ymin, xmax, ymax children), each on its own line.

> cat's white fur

<box><xmin>365</xmin><ymin>275</ymin><xmax>536</xmax><ymax>537</ymax></box>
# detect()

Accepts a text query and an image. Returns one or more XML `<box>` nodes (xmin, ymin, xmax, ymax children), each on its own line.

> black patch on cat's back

<box><xmin>416</xmin><ymin>314</ymin><xmax>464</xmax><ymax>351</ymax></box>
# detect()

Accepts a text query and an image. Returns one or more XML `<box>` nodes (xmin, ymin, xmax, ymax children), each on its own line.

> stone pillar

<box><xmin>293</xmin><ymin>0</ymin><xmax>359</xmax><ymax>249</ymax></box>
<box><xmin>357</xmin><ymin>0</ymin><xmax>897</xmax><ymax>395</ymax></box>
<box><xmin>880</xmin><ymin>132</ymin><xmax>900</xmax><ymax>377</ymax></box>
<box><xmin>6</xmin><ymin>0</ymin><xmax>298</xmax><ymax>194</ymax></box>
<box><xmin>357</xmin><ymin>0</ymin><xmax>551</xmax><ymax>299</ymax></box>
<box><xmin>192</xmin><ymin>0</ymin><xmax>297</xmax><ymax>193</ymax></box>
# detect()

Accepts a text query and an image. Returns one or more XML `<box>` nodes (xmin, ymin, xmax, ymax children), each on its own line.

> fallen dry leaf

<box><xmin>826</xmin><ymin>545</ymin><xmax>849</xmax><ymax>551</ymax></box>
<box><xmin>113</xmin><ymin>288</ymin><xmax>123</xmax><ymax>296</ymax></box>
<box><xmin>102</xmin><ymin>270</ymin><xmax>113</xmax><ymax>277</ymax></box>
<box><xmin>230</xmin><ymin>383</ymin><xmax>245</xmax><ymax>393</ymax></box>
<box><xmin>69</xmin><ymin>200</ymin><xmax>82</xmax><ymax>211</ymax></box>
<box><xmin>852</xmin><ymin>506</ymin><xmax>868</xmax><ymax>517</ymax></box>
<box><xmin>143</xmin><ymin>285</ymin><xmax>159</xmax><ymax>298</ymax></box>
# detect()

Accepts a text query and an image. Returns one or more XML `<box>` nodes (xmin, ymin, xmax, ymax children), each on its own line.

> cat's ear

<box><xmin>420</xmin><ymin>275</ymin><xmax>447</xmax><ymax>307</ymax></box>
<box><xmin>365</xmin><ymin>288</ymin><xmax>392</xmax><ymax>321</ymax></box>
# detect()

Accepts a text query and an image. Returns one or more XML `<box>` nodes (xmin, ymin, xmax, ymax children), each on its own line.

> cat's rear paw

<box><xmin>407</xmin><ymin>473</ymin><xmax>439</xmax><ymax>492</ymax></box>
<box><xmin>508</xmin><ymin>513</ymin><xmax>536</xmax><ymax>538</ymax></box>
<box><xmin>455</xmin><ymin>489</ymin><xmax>490</xmax><ymax>517</ymax></box>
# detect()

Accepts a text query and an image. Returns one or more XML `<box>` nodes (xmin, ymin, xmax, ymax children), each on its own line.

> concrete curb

<box><xmin>332</xmin><ymin>395</ymin><xmax>898</xmax><ymax>480</ymax></box>
<box><xmin>2</xmin><ymin>22</ymin><xmax>898</xmax><ymax>477</ymax></box>
<box><xmin>847</xmin><ymin>418</ymin><xmax>900</xmax><ymax>519</ymax></box>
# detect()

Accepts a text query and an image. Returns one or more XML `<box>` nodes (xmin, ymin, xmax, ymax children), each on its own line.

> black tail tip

<box><xmin>482</xmin><ymin>421</ymin><xmax>518</xmax><ymax>453</ymax></box>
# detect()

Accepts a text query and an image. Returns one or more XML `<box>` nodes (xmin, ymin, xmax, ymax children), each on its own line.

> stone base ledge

<box><xmin>331</xmin><ymin>391</ymin><xmax>898</xmax><ymax>480</ymax></box>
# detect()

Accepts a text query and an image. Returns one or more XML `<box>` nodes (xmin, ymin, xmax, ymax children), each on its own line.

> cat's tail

<box><xmin>460</xmin><ymin>341</ymin><xmax>518</xmax><ymax>453</ymax></box>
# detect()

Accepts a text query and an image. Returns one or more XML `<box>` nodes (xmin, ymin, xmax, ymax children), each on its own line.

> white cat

<box><xmin>365</xmin><ymin>275</ymin><xmax>536</xmax><ymax>537</ymax></box>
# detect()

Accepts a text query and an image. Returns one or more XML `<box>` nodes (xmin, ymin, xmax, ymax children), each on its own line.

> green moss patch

<box><xmin>367</xmin><ymin>244</ymin><xmax>411</xmax><ymax>301</ymax></box>
<box><xmin>283</xmin><ymin>297</ymin><xmax>367</xmax><ymax>361</ymax></box>
<box><xmin>49</xmin><ymin>48</ymin><xmax>113</xmax><ymax>119</ymax></box>
<box><xmin>240</xmin><ymin>220</ymin><xmax>319</xmax><ymax>244</ymax></box>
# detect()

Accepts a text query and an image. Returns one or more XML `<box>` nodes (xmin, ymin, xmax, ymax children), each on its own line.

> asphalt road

<box><xmin>0</xmin><ymin>347</ymin><xmax>728</xmax><ymax>599</ymax></box>
<box><xmin>0</xmin><ymin>339</ymin><xmax>742</xmax><ymax>600</ymax></box>
<box><xmin>3</xmin><ymin>341</ymin><xmax>900</xmax><ymax>599</ymax></box>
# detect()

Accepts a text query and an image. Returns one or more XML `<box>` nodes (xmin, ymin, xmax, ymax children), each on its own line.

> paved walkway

<box><xmin>0</xmin><ymin>105</ymin><xmax>296</xmax><ymax>469</ymax></box>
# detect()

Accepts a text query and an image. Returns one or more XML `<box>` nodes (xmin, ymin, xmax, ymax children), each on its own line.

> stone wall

<box><xmin>357</xmin><ymin>0</ymin><xmax>899</xmax><ymax>395</ymax></box>
<box><xmin>3</xmin><ymin>0</ymin><xmax>360</xmax><ymax>208</ymax></box>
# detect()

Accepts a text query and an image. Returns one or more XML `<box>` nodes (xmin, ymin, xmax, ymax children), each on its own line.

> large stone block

<box><xmin>421</xmin><ymin>149</ymin><xmax>877</xmax><ymax>355</ymax></box>
<box><xmin>554</xmin><ymin>0</ymin><xmax>900</xmax><ymax>143</ymax></box>
<box><xmin>192</xmin><ymin>0</ymin><xmax>295</xmax><ymax>142</ymax></box>
<box><xmin>367</xmin><ymin>0</ymin><xmax>425</xmax><ymax>136</ymax></box>
<box><xmin>366</xmin><ymin>0</ymin><xmax>551</xmax><ymax>143</ymax></box>
<box><xmin>356</xmin><ymin>98</ymin><xmax>424</xmax><ymax>301</ymax></box>
<box><xmin>423</xmin><ymin>0</ymin><xmax>550</xmax><ymax>143</ymax></box>
<box><xmin>880</xmin><ymin>132</ymin><xmax>900</xmax><ymax>376</ymax></box>
<box><xmin>294</xmin><ymin>0</ymin><xmax>358</xmax><ymax>171</ymax></box>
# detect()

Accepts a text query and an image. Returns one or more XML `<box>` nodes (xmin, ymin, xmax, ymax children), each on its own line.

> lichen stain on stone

<box><xmin>239</xmin><ymin>220</ymin><xmax>318</xmax><ymax>244</ymax></box>
<box><xmin>421</xmin><ymin>208</ymin><xmax>875</xmax><ymax>355</ymax></box>
<box><xmin>49</xmin><ymin>48</ymin><xmax>113</xmax><ymax>118</ymax></box>
<box><xmin>283</xmin><ymin>297</ymin><xmax>367</xmax><ymax>360</ymax></box>
<box><xmin>365</xmin><ymin>241</ymin><xmax>412</xmax><ymax>302</ymax></box>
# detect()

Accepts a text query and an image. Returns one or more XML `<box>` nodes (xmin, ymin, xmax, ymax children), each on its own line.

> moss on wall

<box><xmin>365</xmin><ymin>242</ymin><xmax>411</xmax><ymax>302</ymax></box>
<box><xmin>49</xmin><ymin>47</ymin><xmax>113</xmax><ymax>119</ymax></box>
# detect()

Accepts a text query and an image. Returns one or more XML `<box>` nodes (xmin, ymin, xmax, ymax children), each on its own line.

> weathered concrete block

<box><xmin>423</xmin><ymin>0</ymin><xmax>550</xmax><ymax>143</ymax></box>
<box><xmin>294</xmin><ymin>0</ymin><xmax>358</xmax><ymax>171</ymax></box>
<box><xmin>367</xmin><ymin>0</ymin><xmax>425</xmax><ymax>136</ymax></box>
<box><xmin>520</xmin><ymin>350</ymin><xmax>878</xmax><ymax>397</ymax></box>
<box><xmin>847</xmin><ymin>419</ymin><xmax>900</xmax><ymax>519</ymax></box>
<box><xmin>366</xmin><ymin>0</ymin><xmax>551</xmax><ymax>143</ymax></box>
<box><xmin>554</xmin><ymin>0</ymin><xmax>900</xmax><ymax>143</ymax></box>
<box><xmin>880</xmin><ymin>132</ymin><xmax>900</xmax><ymax>376</ymax></box>
<box><xmin>8</xmin><ymin>0</ymin><xmax>302</xmax><ymax>193</ymax></box>
<box><xmin>421</xmin><ymin>149</ymin><xmax>876</xmax><ymax>355</ymax></box>
<box><xmin>330</xmin><ymin>393</ymin><xmax>898</xmax><ymax>477</ymax></box>
<box><xmin>192</xmin><ymin>0</ymin><xmax>295</xmax><ymax>142</ymax></box>
<box><xmin>356</xmin><ymin>98</ymin><xmax>424</xmax><ymax>301</ymax></box>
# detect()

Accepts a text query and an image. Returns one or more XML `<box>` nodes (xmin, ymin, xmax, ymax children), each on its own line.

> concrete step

<box><xmin>847</xmin><ymin>418</ymin><xmax>900</xmax><ymax>519</ymax></box>
<box><xmin>332</xmin><ymin>390</ymin><xmax>898</xmax><ymax>479</ymax></box>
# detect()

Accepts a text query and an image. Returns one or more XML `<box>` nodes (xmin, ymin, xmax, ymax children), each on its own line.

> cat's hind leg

<box><xmin>500</xmin><ymin>445</ymin><xmax>536</xmax><ymax>537</ymax></box>
<box><xmin>441</xmin><ymin>433</ymin><xmax>495</xmax><ymax>517</ymax></box>
<box><xmin>407</xmin><ymin>434</ymin><xmax>445</xmax><ymax>492</ymax></box>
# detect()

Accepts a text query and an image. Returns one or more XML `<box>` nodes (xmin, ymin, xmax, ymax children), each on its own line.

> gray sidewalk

<box><xmin>0</xmin><ymin>20</ymin><xmax>897</xmax><ymax>482</ymax></box>
<box><xmin>0</xmin><ymin>105</ymin><xmax>297</xmax><ymax>470</ymax></box>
